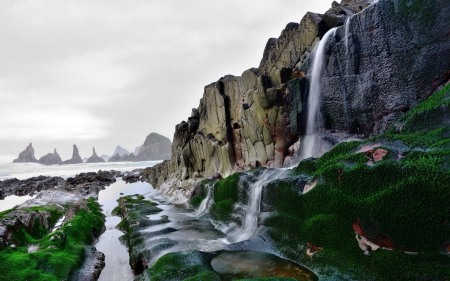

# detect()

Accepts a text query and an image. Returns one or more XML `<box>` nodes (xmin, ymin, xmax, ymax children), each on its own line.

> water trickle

<box><xmin>302</xmin><ymin>28</ymin><xmax>337</xmax><ymax>159</ymax></box>
<box><xmin>191</xmin><ymin>185</ymin><xmax>214</xmax><ymax>218</ymax></box>
<box><xmin>345</xmin><ymin>17</ymin><xmax>351</xmax><ymax>57</ymax></box>
<box><xmin>227</xmin><ymin>168</ymin><xmax>291</xmax><ymax>243</ymax></box>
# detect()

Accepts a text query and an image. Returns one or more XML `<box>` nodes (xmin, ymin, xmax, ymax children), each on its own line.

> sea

<box><xmin>0</xmin><ymin>159</ymin><xmax>161</xmax><ymax>212</ymax></box>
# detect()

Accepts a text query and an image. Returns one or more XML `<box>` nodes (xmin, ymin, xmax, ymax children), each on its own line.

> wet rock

<box><xmin>12</xmin><ymin>143</ymin><xmax>38</xmax><ymax>163</ymax></box>
<box><xmin>0</xmin><ymin>176</ymin><xmax>65</xmax><ymax>199</ymax></box>
<box><xmin>70</xmin><ymin>246</ymin><xmax>105</xmax><ymax>281</ymax></box>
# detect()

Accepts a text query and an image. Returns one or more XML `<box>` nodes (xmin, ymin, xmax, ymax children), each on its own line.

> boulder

<box><xmin>12</xmin><ymin>143</ymin><xmax>38</xmax><ymax>163</ymax></box>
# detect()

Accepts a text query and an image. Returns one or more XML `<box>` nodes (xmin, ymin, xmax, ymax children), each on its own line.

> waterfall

<box><xmin>301</xmin><ymin>28</ymin><xmax>336</xmax><ymax>159</ymax></box>
<box><xmin>345</xmin><ymin>17</ymin><xmax>351</xmax><ymax>57</ymax></box>
<box><xmin>191</xmin><ymin>185</ymin><xmax>214</xmax><ymax>218</ymax></box>
<box><xmin>227</xmin><ymin>168</ymin><xmax>291</xmax><ymax>243</ymax></box>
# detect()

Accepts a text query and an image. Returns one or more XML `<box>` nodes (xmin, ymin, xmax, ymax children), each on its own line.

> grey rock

<box><xmin>38</xmin><ymin>148</ymin><xmax>63</xmax><ymax>165</ymax></box>
<box><xmin>12</xmin><ymin>143</ymin><xmax>38</xmax><ymax>163</ymax></box>
<box><xmin>62</xmin><ymin>144</ymin><xmax>83</xmax><ymax>165</ymax></box>
<box><xmin>86</xmin><ymin>147</ymin><xmax>105</xmax><ymax>163</ymax></box>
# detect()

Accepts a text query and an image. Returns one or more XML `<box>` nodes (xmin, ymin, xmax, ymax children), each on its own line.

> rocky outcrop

<box><xmin>38</xmin><ymin>148</ymin><xmax>63</xmax><ymax>165</ymax></box>
<box><xmin>100</xmin><ymin>154</ymin><xmax>110</xmax><ymax>161</ymax></box>
<box><xmin>0</xmin><ymin>175</ymin><xmax>65</xmax><ymax>199</ymax></box>
<box><xmin>133</xmin><ymin>145</ymin><xmax>142</xmax><ymax>155</ymax></box>
<box><xmin>12</xmin><ymin>143</ymin><xmax>38</xmax><ymax>163</ymax></box>
<box><xmin>63</xmin><ymin>170</ymin><xmax>118</xmax><ymax>195</ymax></box>
<box><xmin>62</xmin><ymin>144</ymin><xmax>83</xmax><ymax>165</ymax></box>
<box><xmin>143</xmin><ymin>0</ymin><xmax>450</xmax><ymax>201</ymax></box>
<box><xmin>111</xmin><ymin>145</ymin><xmax>129</xmax><ymax>157</ymax></box>
<box><xmin>85</xmin><ymin>148</ymin><xmax>105</xmax><ymax>163</ymax></box>
<box><xmin>136</xmin><ymin>132</ymin><xmax>171</xmax><ymax>161</ymax></box>
<box><xmin>108</xmin><ymin>152</ymin><xmax>137</xmax><ymax>162</ymax></box>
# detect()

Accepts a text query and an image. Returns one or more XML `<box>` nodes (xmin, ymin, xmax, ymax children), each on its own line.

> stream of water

<box><xmin>302</xmin><ymin>28</ymin><xmax>337</xmax><ymax>159</ymax></box>
<box><xmin>93</xmin><ymin>175</ymin><xmax>316</xmax><ymax>280</ymax></box>
<box><xmin>227</xmin><ymin>168</ymin><xmax>292</xmax><ymax>243</ymax></box>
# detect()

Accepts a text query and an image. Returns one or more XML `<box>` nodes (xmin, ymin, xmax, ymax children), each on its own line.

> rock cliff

<box><xmin>62</xmin><ymin>144</ymin><xmax>84</xmax><ymax>165</ymax></box>
<box><xmin>143</xmin><ymin>0</ymin><xmax>450</xmax><ymax>200</ymax></box>
<box><xmin>12</xmin><ymin>143</ymin><xmax>38</xmax><ymax>163</ymax></box>
<box><xmin>86</xmin><ymin>147</ymin><xmax>105</xmax><ymax>163</ymax></box>
<box><xmin>38</xmin><ymin>148</ymin><xmax>63</xmax><ymax>165</ymax></box>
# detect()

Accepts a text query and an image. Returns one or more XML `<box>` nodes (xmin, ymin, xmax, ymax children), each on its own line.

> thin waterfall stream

<box><xmin>226</xmin><ymin>168</ymin><xmax>291</xmax><ymax>243</ymax></box>
<box><xmin>302</xmin><ymin>28</ymin><xmax>337</xmax><ymax>159</ymax></box>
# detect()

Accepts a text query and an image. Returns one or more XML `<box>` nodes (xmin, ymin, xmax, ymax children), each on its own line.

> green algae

<box><xmin>135</xmin><ymin>250</ymin><xmax>220</xmax><ymax>281</ymax></box>
<box><xmin>0</xmin><ymin>198</ymin><xmax>105</xmax><ymax>281</ymax></box>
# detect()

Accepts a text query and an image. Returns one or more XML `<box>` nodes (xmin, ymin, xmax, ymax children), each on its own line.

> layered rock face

<box><xmin>38</xmin><ymin>149</ymin><xmax>63</xmax><ymax>165</ymax></box>
<box><xmin>144</xmin><ymin>0</ymin><xmax>450</xmax><ymax>198</ymax></box>
<box><xmin>12</xmin><ymin>143</ymin><xmax>38</xmax><ymax>163</ymax></box>
<box><xmin>62</xmin><ymin>144</ymin><xmax>84</xmax><ymax>165</ymax></box>
<box><xmin>86</xmin><ymin>147</ymin><xmax>105</xmax><ymax>163</ymax></box>
<box><xmin>135</xmin><ymin>132</ymin><xmax>171</xmax><ymax>161</ymax></box>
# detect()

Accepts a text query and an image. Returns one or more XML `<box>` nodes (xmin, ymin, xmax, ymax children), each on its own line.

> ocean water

<box><xmin>0</xmin><ymin>161</ymin><xmax>161</xmax><ymax>181</ymax></box>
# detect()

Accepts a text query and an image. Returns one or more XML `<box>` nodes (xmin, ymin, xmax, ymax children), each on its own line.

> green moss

<box><xmin>0</xmin><ymin>198</ymin><xmax>105</xmax><ymax>281</ymax></box>
<box><xmin>136</xmin><ymin>251</ymin><xmax>220</xmax><ymax>281</ymax></box>
<box><xmin>213</xmin><ymin>172</ymin><xmax>241</xmax><ymax>202</ymax></box>
<box><xmin>190</xmin><ymin>196</ymin><xmax>204</xmax><ymax>209</ymax></box>
<box><xmin>210</xmin><ymin>200</ymin><xmax>234</xmax><ymax>221</ymax></box>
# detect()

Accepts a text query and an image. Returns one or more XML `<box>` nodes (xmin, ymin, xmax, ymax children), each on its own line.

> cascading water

<box><xmin>191</xmin><ymin>184</ymin><xmax>214</xmax><ymax>218</ymax></box>
<box><xmin>345</xmin><ymin>17</ymin><xmax>351</xmax><ymax>57</ymax></box>
<box><xmin>301</xmin><ymin>28</ymin><xmax>337</xmax><ymax>159</ymax></box>
<box><xmin>227</xmin><ymin>168</ymin><xmax>291</xmax><ymax>243</ymax></box>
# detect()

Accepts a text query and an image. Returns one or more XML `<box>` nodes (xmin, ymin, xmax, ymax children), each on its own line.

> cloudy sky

<box><xmin>0</xmin><ymin>0</ymin><xmax>332</xmax><ymax>161</ymax></box>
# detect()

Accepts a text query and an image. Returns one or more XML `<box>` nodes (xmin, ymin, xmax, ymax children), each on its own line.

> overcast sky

<box><xmin>0</xmin><ymin>0</ymin><xmax>332</xmax><ymax>161</ymax></box>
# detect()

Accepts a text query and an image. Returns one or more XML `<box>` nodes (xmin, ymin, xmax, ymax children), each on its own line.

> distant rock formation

<box><xmin>133</xmin><ymin>146</ymin><xmax>141</xmax><ymax>156</ymax></box>
<box><xmin>107</xmin><ymin>133</ymin><xmax>171</xmax><ymax>163</ymax></box>
<box><xmin>136</xmin><ymin>133</ymin><xmax>171</xmax><ymax>161</ymax></box>
<box><xmin>38</xmin><ymin>149</ymin><xmax>63</xmax><ymax>165</ymax></box>
<box><xmin>111</xmin><ymin>146</ymin><xmax>129</xmax><ymax>157</ymax></box>
<box><xmin>12</xmin><ymin>143</ymin><xmax>38</xmax><ymax>163</ymax></box>
<box><xmin>100</xmin><ymin>154</ymin><xmax>110</xmax><ymax>161</ymax></box>
<box><xmin>86</xmin><ymin>147</ymin><xmax>105</xmax><ymax>163</ymax></box>
<box><xmin>62</xmin><ymin>144</ymin><xmax>83</xmax><ymax>165</ymax></box>
<box><xmin>109</xmin><ymin>152</ymin><xmax>137</xmax><ymax>162</ymax></box>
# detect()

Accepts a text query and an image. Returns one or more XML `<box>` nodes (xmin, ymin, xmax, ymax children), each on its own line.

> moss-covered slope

<box><xmin>209</xmin><ymin>84</ymin><xmax>450</xmax><ymax>280</ymax></box>
<box><xmin>0</xmin><ymin>198</ymin><xmax>105</xmax><ymax>281</ymax></box>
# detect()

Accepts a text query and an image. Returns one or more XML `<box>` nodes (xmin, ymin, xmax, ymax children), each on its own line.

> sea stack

<box><xmin>136</xmin><ymin>133</ymin><xmax>171</xmax><ymax>161</ymax></box>
<box><xmin>12</xmin><ymin>143</ymin><xmax>38</xmax><ymax>163</ymax></box>
<box><xmin>86</xmin><ymin>147</ymin><xmax>105</xmax><ymax>163</ymax></box>
<box><xmin>38</xmin><ymin>148</ymin><xmax>63</xmax><ymax>165</ymax></box>
<box><xmin>62</xmin><ymin>144</ymin><xmax>83</xmax><ymax>165</ymax></box>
